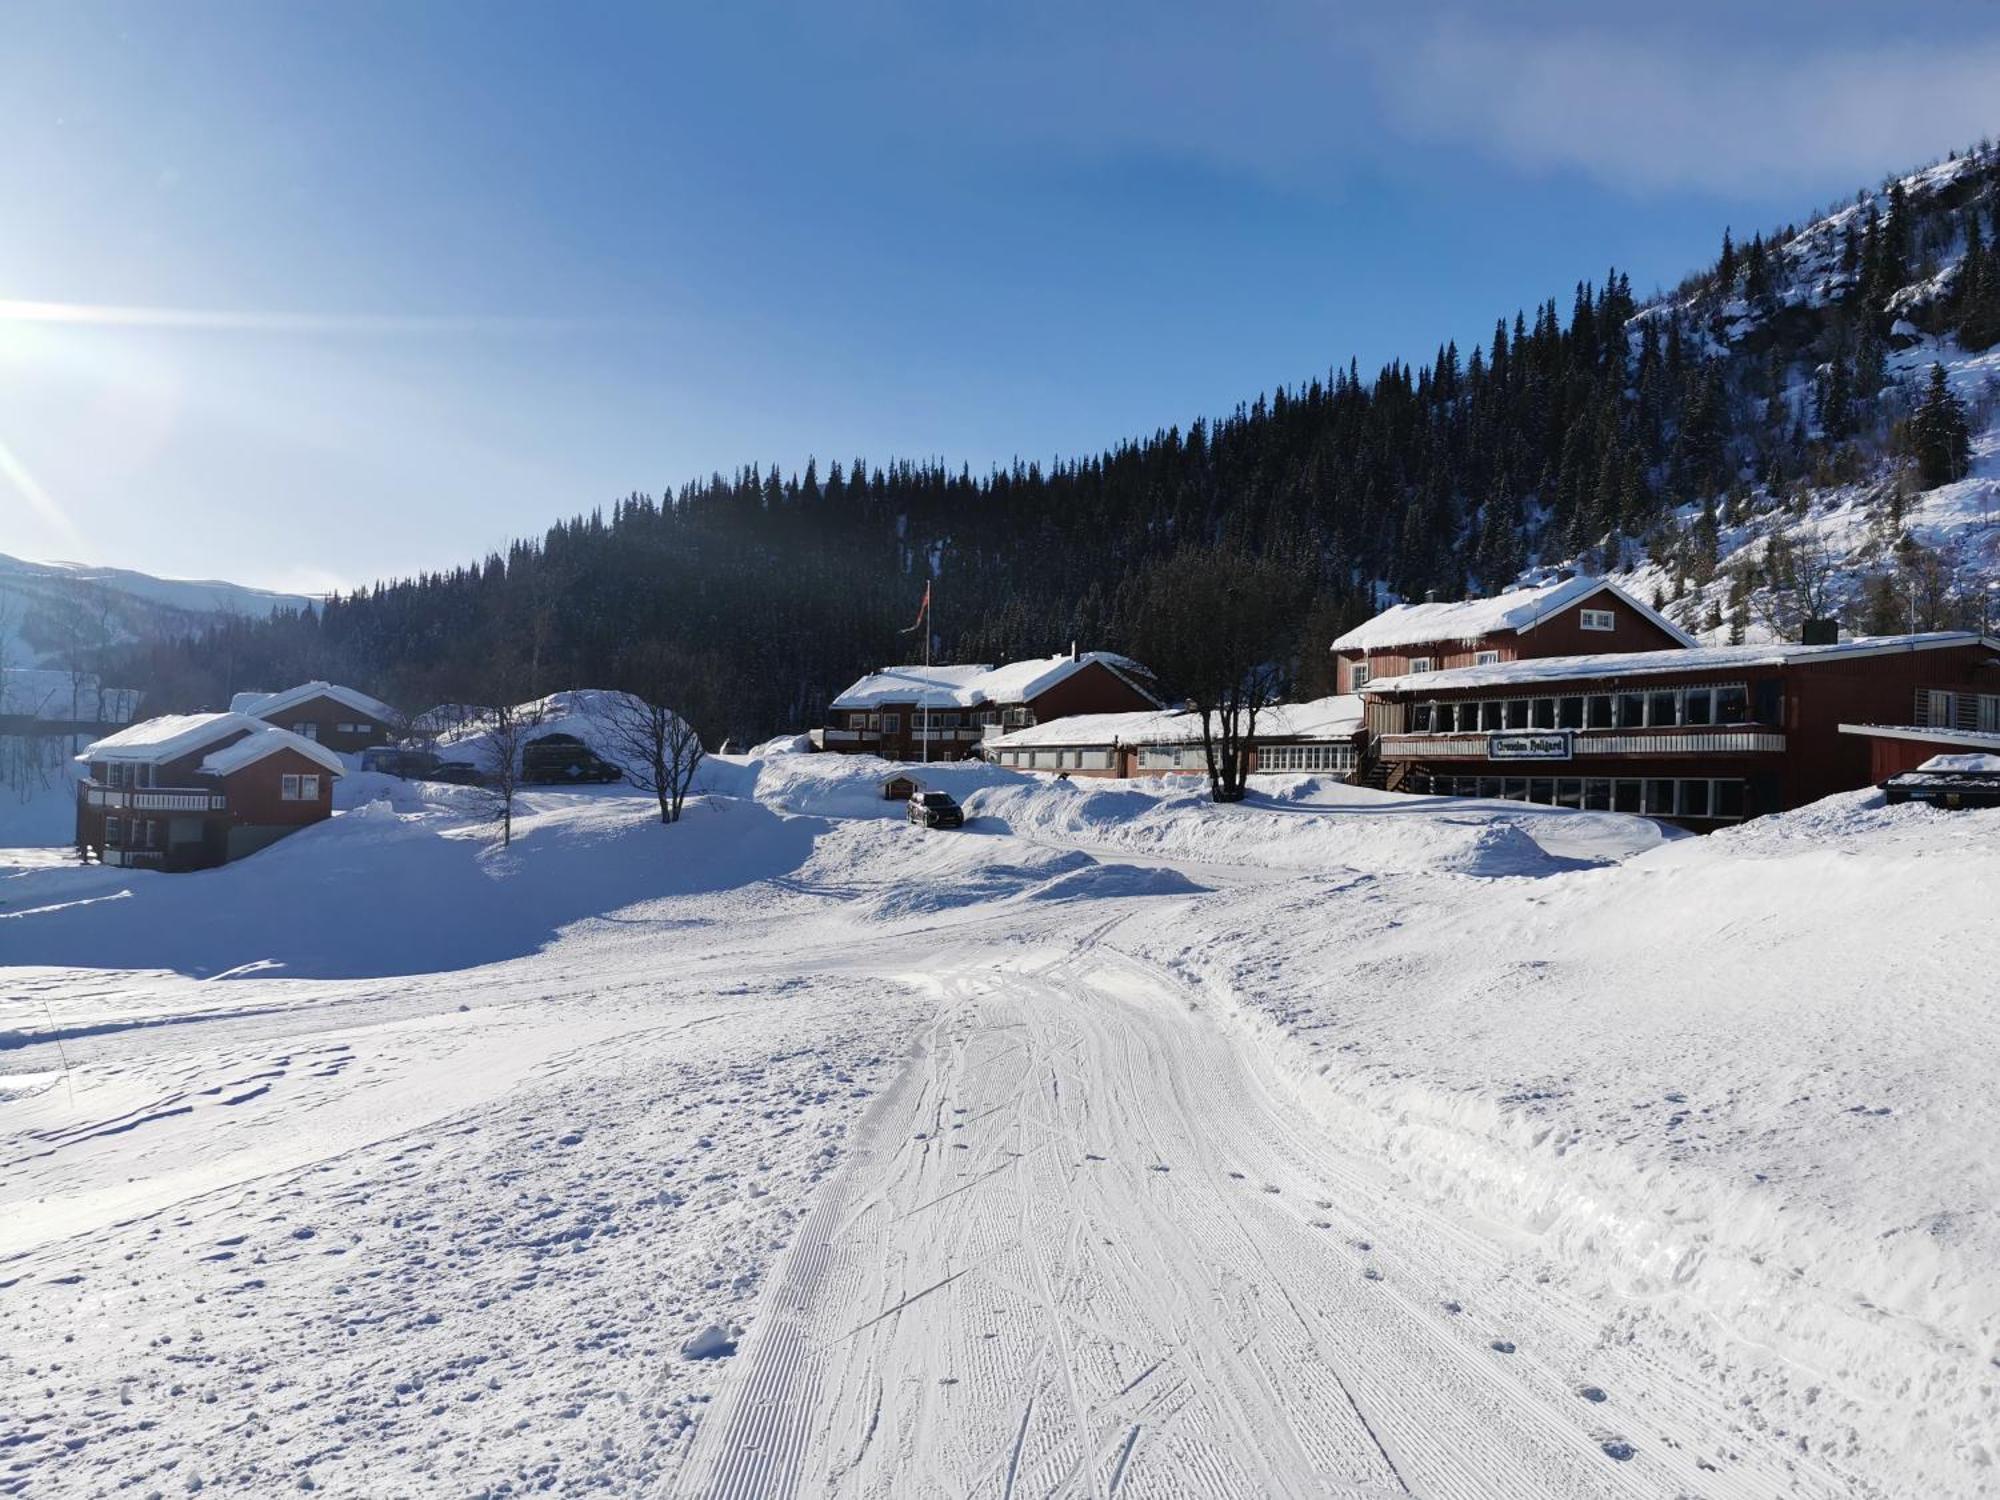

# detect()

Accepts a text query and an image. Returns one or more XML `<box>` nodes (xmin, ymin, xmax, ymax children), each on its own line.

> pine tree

<box><xmin>1717</xmin><ymin>228</ymin><xmax>1736</xmax><ymax>290</ymax></box>
<box><xmin>1909</xmin><ymin>363</ymin><xmax>1972</xmax><ymax>488</ymax></box>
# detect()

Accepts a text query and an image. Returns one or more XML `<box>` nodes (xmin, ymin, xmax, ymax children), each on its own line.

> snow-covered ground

<box><xmin>3</xmin><ymin>750</ymin><xmax>1995</xmax><ymax>1496</ymax></box>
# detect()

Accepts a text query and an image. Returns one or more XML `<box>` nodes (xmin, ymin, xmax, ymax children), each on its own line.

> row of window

<box><xmin>1408</xmin><ymin>682</ymin><xmax>1756</xmax><ymax>735</ymax></box>
<box><xmin>1429</xmin><ymin>774</ymin><xmax>1748</xmax><ymax>820</ymax></box>
<box><xmin>98</xmin><ymin>761</ymin><xmax>155</xmax><ymax>788</ymax></box>
<box><xmin>335</xmin><ymin>720</ymin><xmax>374</xmax><ymax>735</ymax></box>
<box><xmin>1257</xmin><ymin>743</ymin><xmax>1358</xmax><ymax>772</ymax></box>
<box><xmin>280</xmin><ymin>773</ymin><xmax>323</xmax><ymax>801</ymax></box>
<box><xmin>994</xmin><ymin>747</ymin><xmax>1118</xmax><ymax>770</ymax></box>
<box><xmin>102</xmin><ymin>816</ymin><xmax>157</xmax><ymax>848</ymax></box>
<box><xmin>847</xmin><ymin>708</ymin><xmax>1026</xmax><ymax>732</ymax></box>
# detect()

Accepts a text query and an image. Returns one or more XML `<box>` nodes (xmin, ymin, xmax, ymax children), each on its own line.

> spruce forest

<box><xmin>107</xmin><ymin>147</ymin><xmax>2000</xmax><ymax>742</ymax></box>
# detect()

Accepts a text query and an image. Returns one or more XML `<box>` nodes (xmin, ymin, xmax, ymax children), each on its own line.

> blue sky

<box><xmin>3</xmin><ymin>1</ymin><xmax>1996</xmax><ymax>593</ymax></box>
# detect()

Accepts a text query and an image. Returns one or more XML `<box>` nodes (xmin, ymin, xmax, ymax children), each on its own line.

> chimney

<box><xmin>1070</xmin><ymin>640</ymin><xmax>1078</xmax><ymax>661</ymax></box>
<box><xmin>1801</xmin><ymin>618</ymin><xmax>1840</xmax><ymax>646</ymax></box>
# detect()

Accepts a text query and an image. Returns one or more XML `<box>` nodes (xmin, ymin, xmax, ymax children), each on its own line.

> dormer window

<box><xmin>1580</xmin><ymin>608</ymin><xmax>1616</xmax><ymax>632</ymax></box>
<box><xmin>1409</xmin><ymin>658</ymin><xmax>1434</xmax><ymax>674</ymax></box>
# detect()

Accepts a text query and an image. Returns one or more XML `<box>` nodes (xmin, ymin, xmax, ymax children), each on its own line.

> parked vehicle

<box><xmin>522</xmin><ymin>733</ymin><xmax>624</xmax><ymax>785</ymax></box>
<box><xmin>360</xmin><ymin>746</ymin><xmax>440</xmax><ymax>779</ymax></box>
<box><xmin>907</xmin><ymin>790</ymin><xmax>965</xmax><ymax>829</ymax></box>
<box><xmin>421</xmin><ymin>760</ymin><xmax>487</xmax><ymax>786</ymax></box>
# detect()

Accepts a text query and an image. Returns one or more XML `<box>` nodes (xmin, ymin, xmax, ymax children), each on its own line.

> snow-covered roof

<box><xmin>1332</xmin><ymin>576</ymin><xmax>1697</xmax><ymax>654</ymax></box>
<box><xmin>2</xmin><ymin>668</ymin><xmax>141</xmax><ymax>723</ymax></box>
<box><xmin>831</xmin><ymin>664</ymin><xmax>993</xmax><ymax>710</ymax></box>
<box><xmin>78</xmin><ymin>710</ymin><xmax>347</xmax><ymax>776</ymax></box>
<box><xmin>1921</xmin><ymin>752</ymin><xmax>2000</xmax><ymax>773</ymax></box>
<box><xmin>1368</xmin><ymin>633</ymin><xmax>2000</xmax><ymax>693</ymax></box>
<box><xmin>830</xmin><ymin>652</ymin><xmax>1156</xmax><ymax>711</ymax></box>
<box><xmin>985</xmin><ymin>694</ymin><xmax>1363</xmax><ymax>751</ymax></box>
<box><xmin>232</xmin><ymin>680</ymin><xmax>398</xmax><ymax>725</ymax></box>
<box><xmin>1839</xmin><ymin>723</ymin><xmax>2000</xmax><ymax>757</ymax></box>
<box><xmin>79</xmin><ymin>712</ymin><xmax>259</xmax><ymax>764</ymax></box>
<box><xmin>200</xmin><ymin>726</ymin><xmax>346</xmax><ymax>779</ymax></box>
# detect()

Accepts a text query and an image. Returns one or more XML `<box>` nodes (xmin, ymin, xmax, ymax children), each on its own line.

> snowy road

<box><xmin>684</xmin><ymin>919</ymin><xmax>1831</xmax><ymax>1499</ymax></box>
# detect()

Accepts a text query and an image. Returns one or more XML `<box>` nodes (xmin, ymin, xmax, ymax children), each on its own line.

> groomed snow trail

<box><xmin>682</xmin><ymin>919</ymin><xmax>1836</xmax><ymax>1500</ymax></box>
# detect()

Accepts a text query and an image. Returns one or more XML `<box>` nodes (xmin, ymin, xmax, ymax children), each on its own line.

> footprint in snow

<box><xmin>1227</xmin><ymin>1171</ymin><xmax>1246</xmax><ymax>1180</ymax></box>
<box><xmin>1599</xmin><ymin>1438</ymin><xmax>1636</xmax><ymax>1462</ymax></box>
<box><xmin>1441</xmin><ymin>1301</ymin><xmax>1462</xmax><ymax>1315</ymax></box>
<box><xmin>1577</xmin><ymin>1385</ymin><xmax>1607</xmax><ymax>1404</ymax></box>
<box><xmin>1362</xmin><ymin>1268</ymin><xmax>1383</xmax><ymax>1282</ymax></box>
<box><xmin>1149</xmin><ymin>1164</ymin><xmax>1170</xmax><ymax>1173</ymax></box>
<box><xmin>1489</xmin><ymin>1339</ymin><xmax>1516</xmax><ymax>1354</ymax></box>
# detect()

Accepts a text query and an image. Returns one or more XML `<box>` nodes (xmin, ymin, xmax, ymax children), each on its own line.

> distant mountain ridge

<box><xmin>0</xmin><ymin>553</ymin><xmax>314</xmax><ymax>673</ymax></box>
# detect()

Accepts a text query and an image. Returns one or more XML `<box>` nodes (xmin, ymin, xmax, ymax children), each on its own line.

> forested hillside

<box><xmin>99</xmin><ymin>145</ymin><xmax>2000</xmax><ymax>741</ymax></box>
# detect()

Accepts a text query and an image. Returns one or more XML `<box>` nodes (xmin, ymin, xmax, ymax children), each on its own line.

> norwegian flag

<box><xmin>901</xmin><ymin>580</ymin><xmax>931</xmax><ymax>634</ymax></box>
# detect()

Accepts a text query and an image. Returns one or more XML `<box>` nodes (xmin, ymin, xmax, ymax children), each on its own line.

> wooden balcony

<box><xmin>81</xmin><ymin>784</ymin><xmax>228</xmax><ymax>812</ymax></box>
<box><xmin>1377</xmin><ymin>729</ymin><xmax>1786</xmax><ymax>760</ymax></box>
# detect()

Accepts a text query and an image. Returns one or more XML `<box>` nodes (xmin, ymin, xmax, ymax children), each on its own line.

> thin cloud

<box><xmin>1373</xmin><ymin>22</ymin><xmax>2000</xmax><ymax>194</ymax></box>
<box><xmin>0</xmin><ymin>300</ymin><xmax>587</xmax><ymax>336</ymax></box>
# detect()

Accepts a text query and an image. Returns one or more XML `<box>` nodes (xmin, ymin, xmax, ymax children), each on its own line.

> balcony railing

<box><xmin>1916</xmin><ymin>688</ymin><xmax>2000</xmax><ymax>733</ymax></box>
<box><xmin>82</xmin><ymin>785</ymin><xmax>227</xmax><ymax>812</ymax></box>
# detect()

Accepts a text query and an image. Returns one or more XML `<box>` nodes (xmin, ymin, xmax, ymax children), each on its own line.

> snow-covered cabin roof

<box><xmin>830</xmin><ymin>652</ymin><xmax>1157</xmax><ymax>711</ymax></box>
<box><xmin>79</xmin><ymin>711</ymin><xmax>347</xmax><ymax>776</ymax></box>
<box><xmin>1367</xmin><ymin>633</ymin><xmax>1999</xmax><ymax>693</ymax></box>
<box><xmin>231</xmin><ymin>680</ymin><xmax>398</xmax><ymax>725</ymax></box>
<box><xmin>984</xmin><ymin>694</ymin><xmax>1362</xmax><ymax>751</ymax></box>
<box><xmin>80</xmin><ymin>712</ymin><xmax>255</xmax><ymax>764</ymax></box>
<box><xmin>200</xmin><ymin>725</ymin><xmax>346</xmax><ymax>778</ymax></box>
<box><xmin>2</xmin><ymin>668</ymin><xmax>141</xmax><ymax>723</ymax></box>
<box><xmin>1332</xmin><ymin>577</ymin><xmax>1697</xmax><ymax>654</ymax></box>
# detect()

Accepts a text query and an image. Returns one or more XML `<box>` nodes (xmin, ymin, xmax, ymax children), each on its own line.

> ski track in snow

<box><xmin>2</xmin><ymin>764</ymin><xmax>1992</xmax><ymax>1496</ymax></box>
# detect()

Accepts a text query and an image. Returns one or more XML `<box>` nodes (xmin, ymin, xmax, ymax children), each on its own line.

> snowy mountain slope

<box><xmin>1588</xmin><ymin>151</ymin><xmax>2000</xmax><ymax>643</ymax></box>
<box><xmin>0</xmin><ymin>552</ymin><xmax>313</xmax><ymax>670</ymax></box>
<box><xmin>3</xmin><ymin>754</ymin><xmax>1996</xmax><ymax>1494</ymax></box>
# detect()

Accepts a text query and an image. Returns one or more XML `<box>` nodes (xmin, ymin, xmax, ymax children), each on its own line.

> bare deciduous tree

<box><xmin>606</xmin><ymin>645</ymin><xmax>719</xmax><ymax>824</ymax></box>
<box><xmin>1125</xmin><ymin>544</ymin><xmax>1306</xmax><ymax>802</ymax></box>
<box><xmin>474</xmin><ymin>661</ymin><xmax>542</xmax><ymax>847</ymax></box>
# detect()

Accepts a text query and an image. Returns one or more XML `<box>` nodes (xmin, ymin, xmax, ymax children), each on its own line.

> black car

<box><xmin>907</xmin><ymin>790</ymin><xmax>964</xmax><ymax>829</ymax></box>
<box><xmin>421</xmin><ymin>759</ymin><xmax>487</xmax><ymax>786</ymax></box>
<box><xmin>522</xmin><ymin>733</ymin><xmax>624</xmax><ymax>785</ymax></box>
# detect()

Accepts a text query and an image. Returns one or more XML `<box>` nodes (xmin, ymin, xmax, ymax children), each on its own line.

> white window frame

<box><xmin>281</xmin><ymin>773</ymin><xmax>302</xmax><ymax>800</ymax></box>
<box><xmin>1580</xmin><ymin>607</ymin><xmax>1616</xmax><ymax>632</ymax></box>
<box><xmin>1351</xmin><ymin>663</ymin><xmax>1372</xmax><ymax>687</ymax></box>
<box><xmin>1408</xmin><ymin>657</ymin><xmax>1434</xmax><ymax>674</ymax></box>
<box><xmin>1474</xmin><ymin>650</ymin><xmax>1502</xmax><ymax>666</ymax></box>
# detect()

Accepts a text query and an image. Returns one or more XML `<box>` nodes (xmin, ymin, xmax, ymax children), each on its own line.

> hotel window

<box><xmin>1616</xmin><ymin>693</ymin><xmax>1646</xmax><ymax>728</ymax></box>
<box><xmin>1682</xmin><ymin>688</ymin><xmax>1714</xmax><ymax>726</ymax></box>
<box><xmin>105</xmin><ymin>816</ymin><xmax>122</xmax><ymax>846</ymax></box>
<box><xmin>1678</xmin><ymin>780</ymin><xmax>1711</xmax><ymax>818</ymax></box>
<box><xmin>281</xmin><ymin>774</ymin><xmax>302</xmax><ymax>800</ymax></box>
<box><xmin>1557</xmin><ymin>697</ymin><xmax>1584</xmax><ymax>730</ymax></box>
<box><xmin>1452</xmin><ymin>702</ymin><xmax>1477</xmax><ymax>733</ymax></box>
<box><xmin>1646</xmin><ymin>690</ymin><xmax>1680</xmax><ymax>726</ymax></box>
<box><xmin>1409</xmin><ymin>658</ymin><xmax>1434</xmax><ymax>674</ymax></box>
<box><xmin>1644</xmin><ymin>779</ymin><xmax>1675</xmax><ymax>816</ymax></box>
<box><xmin>1529</xmin><ymin>777</ymin><xmax>1556</xmax><ymax>804</ymax></box>
<box><xmin>1580</xmin><ymin>607</ymin><xmax>1616</xmax><ymax>632</ymax></box>
<box><xmin>1715</xmin><ymin>685</ymin><xmax>1750</xmax><ymax>724</ymax></box>
<box><xmin>1411</xmin><ymin>703</ymin><xmax>1433</xmax><ymax>733</ymax></box>
<box><xmin>1503</xmin><ymin>778</ymin><xmax>1529</xmax><ymax>800</ymax></box>
<box><xmin>1613</xmin><ymin>780</ymin><xmax>1643</xmax><ymax>814</ymax></box>
<box><xmin>1585</xmin><ymin>694</ymin><xmax>1614</xmax><ymax>729</ymax></box>
<box><xmin>1583</xmin><ymin>779</ymin><xmax>1613</xmax><ymax>811</ymax></box>
<box><xmin>1714</xmin><ymin>779</ymin><xmax>1747</xmax><ymax>819</ymax></box>
<box><xmin>882</xmin><ymin>713</ymin><xmax>900</xmax><ymax>732</ymax></box>
<box><xmin>1530</xmin><ymin>698</ymin><xmax>1556</xmax><ymax>729</ymax></box>
<box><xmin>1479</xmin><ymin>701</ymin><xmax>1503</xmax><ymax>732</ymax></box>
<box><xmin>1555</xmin><ymin>778</ymin><xmax>1583</xmax><ymax>809</ymax></box>
<box><xmin>1505</xmin><ymin>700</ymin><xmax>1530</xmax><ymax>730</ymax></box>
<box><xmin>1474</xmin><ymin>650</ymin><xmax>1502</xmax><ymax>666</ymax></box>
<box><xmin>300</xmin><ymin>774</ymin><xmax>320</xmax><ymax>800</ymax></box>
<box><xmin>292</xmin><ymin>721</ymin><xmax>319</xmax><ymax>740</ymax></box>
<box><xmin>1350</xmin><ymin>664</ymin><xmax>1371</xmax><ymax>688</ymax></box>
